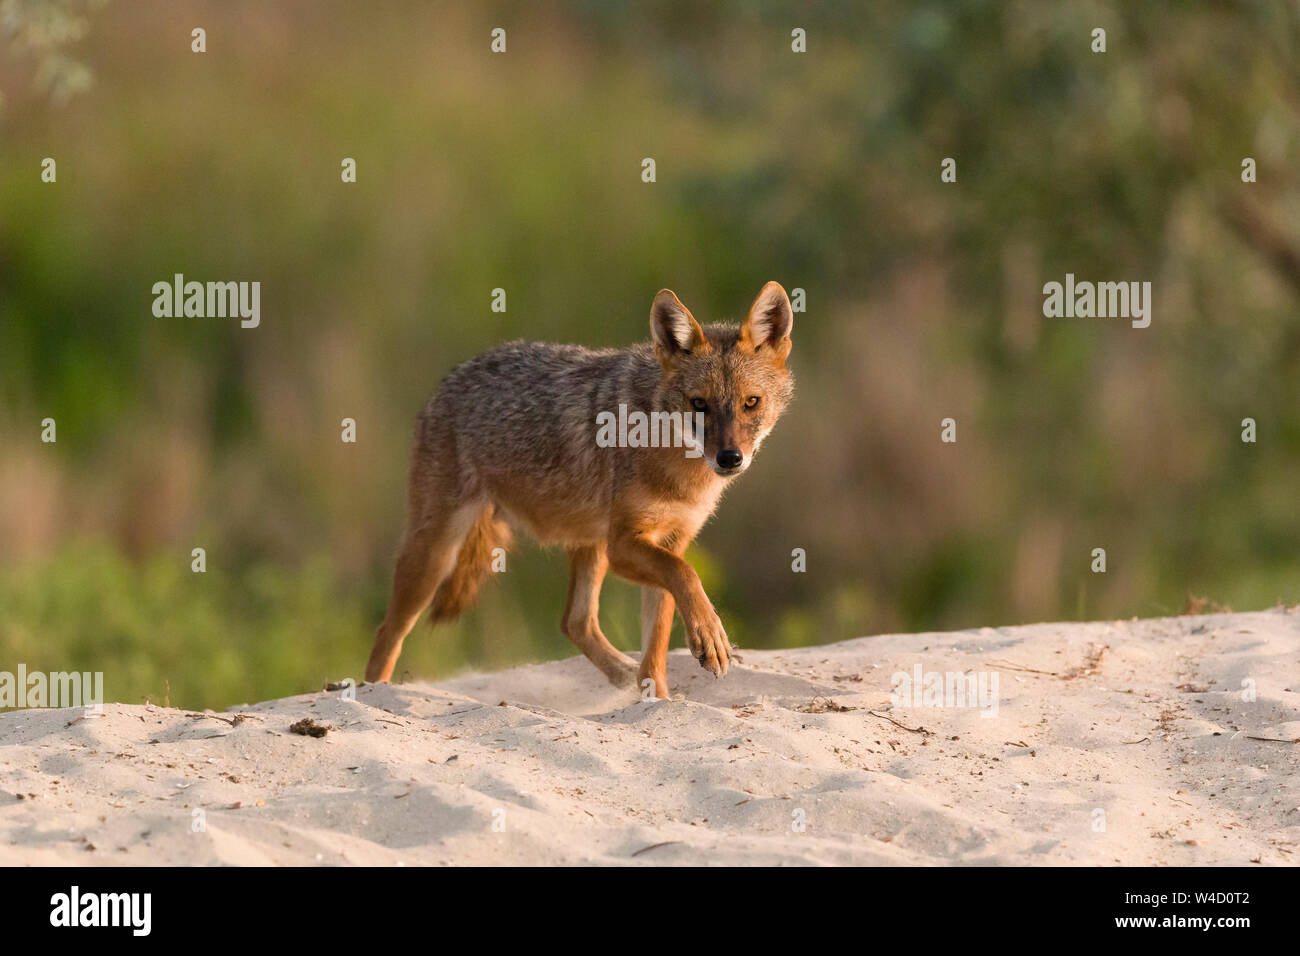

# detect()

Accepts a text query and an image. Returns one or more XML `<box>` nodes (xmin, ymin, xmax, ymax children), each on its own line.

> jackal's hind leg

<box><xmin>366</xmin><ymin>503</ymin><xmax>481</xmax><ymax>683</ymax></box>
<box><xmin>562</xmin><ymin>545</ymin><xmax>638</xmax><ymax>689</ymax></box>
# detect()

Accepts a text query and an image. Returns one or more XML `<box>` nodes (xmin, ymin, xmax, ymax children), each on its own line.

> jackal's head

<box><xmin>650</xmin><ymin>281</ymin><xmax>795</xmax><ymax>477</ymax></box>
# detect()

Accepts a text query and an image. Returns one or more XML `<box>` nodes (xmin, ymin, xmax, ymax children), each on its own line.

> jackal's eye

<box><xmin>690</xmin><ymin>397</ymin><xmax>708</xmax><ymax>412</ymax></box>
<box><xmin>744</xmin><ymin>395</ymin><xmax>761</xmax><ymax>409</ymax></box>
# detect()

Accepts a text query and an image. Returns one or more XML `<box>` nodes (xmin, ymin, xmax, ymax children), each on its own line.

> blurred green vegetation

<box><xmin>2</xmin><ymin>1</ymin><xmax>1298</xmax><ymax>710</ymax></box>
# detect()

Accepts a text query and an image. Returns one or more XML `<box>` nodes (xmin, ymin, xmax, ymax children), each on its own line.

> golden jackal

<box><xmin>366</xmin><ymin>282</ymin><xmax>794</xmax><ymax>698</ymax></box>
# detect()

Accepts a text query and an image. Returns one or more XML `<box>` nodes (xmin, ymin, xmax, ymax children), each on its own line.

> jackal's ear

<box><xmin>650</xmin><ymin>289</ymin><xmax>707</xmax><ymax>363</ymax></box>
<box><xmin>740</xmin><ymin>281</ymin><xmax>793</xmax><ymax>363</ymax></box>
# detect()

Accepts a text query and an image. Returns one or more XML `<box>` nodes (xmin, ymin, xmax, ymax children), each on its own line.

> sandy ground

<box><xmin>2</xmin><ymin>609</ymin><xmax>1298</xmax><ymax>865</ymax></box>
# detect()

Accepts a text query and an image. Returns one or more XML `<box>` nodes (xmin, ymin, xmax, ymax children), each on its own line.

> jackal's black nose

<box><xmin>717</xmin><ymin>448</ymin><xmax>743</xmax><ymax>469</ymax></box>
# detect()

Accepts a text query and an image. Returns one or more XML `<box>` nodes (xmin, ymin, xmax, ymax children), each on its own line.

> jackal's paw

<box><xmin>684</xmin><ymin>608</ymin><xmax>731</xmax><ymax>678</ymax></box>
<box><xmin>636</xmin><ymin>666</ymin><xmax>670</xmax><ymax>701</ymax></box>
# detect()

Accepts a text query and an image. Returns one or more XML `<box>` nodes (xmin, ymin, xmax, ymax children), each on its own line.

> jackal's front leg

<box><xmin>638</xmin><ymin>586</ymin><xmax>674</xmax><ymax>699</ymax></box>
<box><xmin>608</xmin><ymin>531</ymin><xmax>731</xmax><ymax>678</ymax></box>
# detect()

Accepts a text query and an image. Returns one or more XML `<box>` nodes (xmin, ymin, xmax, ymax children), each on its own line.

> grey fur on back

<box><xmin>417</xmin><ymin>341</ymin><xmax>660</xmax><ymax>545</ymax></box>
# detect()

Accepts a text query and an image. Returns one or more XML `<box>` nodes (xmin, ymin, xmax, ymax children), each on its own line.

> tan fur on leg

<box><xmin>562</xmin><ymin>545</ymin><xmax>638</xmax><ymax>688</ymax></box>
<box><xmin>366</xmin><ymin>503</ymin><xmax>481</xmax><ymax>683</ymax></box>
<box><xmin>638</xmin><ymin>586</ymin><xmax>674</xmax><ymax>699</ymax></box>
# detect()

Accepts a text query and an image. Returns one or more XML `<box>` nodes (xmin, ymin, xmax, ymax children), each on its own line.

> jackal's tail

<box><xmin>428</xmin><ymin>506</ymin><xmax>512</xmax><ymax>623</ymax></box>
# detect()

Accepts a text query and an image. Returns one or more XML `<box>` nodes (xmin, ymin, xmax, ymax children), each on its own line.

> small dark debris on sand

<box><xmin>800</xmin><ymin>697</ymin><xmax>858</xmax><ymax>713</ymax></box>
<box><xmin>289</xmin><ymin>718</ymin><xmax>331</xmax><ymax>738</ymax></box>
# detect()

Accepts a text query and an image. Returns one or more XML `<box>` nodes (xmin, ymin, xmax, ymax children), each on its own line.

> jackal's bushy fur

<box><xmin>366</xmin><ymin>282</ymin><xmax>794</xmax><ymax>698</ymax></box>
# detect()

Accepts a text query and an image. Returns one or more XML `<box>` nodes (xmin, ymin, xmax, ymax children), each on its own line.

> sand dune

<box><xmin>2</xmin><ymin>609</ymin><xmax>1297</xmax><ymax>865</ymax></box>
